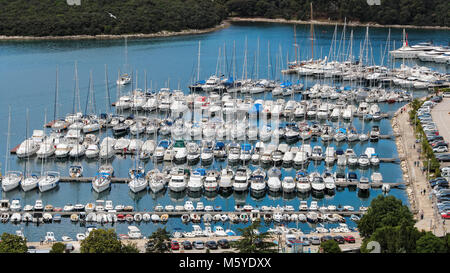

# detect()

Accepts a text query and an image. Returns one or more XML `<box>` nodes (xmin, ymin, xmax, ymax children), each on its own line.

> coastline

<box><xmin>0</xmin><ymin>21</ymin><xmax>230</xmax><ymax>41</ymax></box>
<box><xmin>1</xmin><ymin>16</ymin><xmax>449</xmax><ymax>41</ymax></box>
<box><xmin>228</xmin><ymin>17</ymin><xmax>450</xmax><ymax>30</ymax></box>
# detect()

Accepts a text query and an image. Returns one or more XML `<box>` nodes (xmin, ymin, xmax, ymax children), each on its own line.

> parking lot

<box><xmin>431</xmin><ymin>96</ymin><xmax>450</xmax><ymax>167</ymax></box>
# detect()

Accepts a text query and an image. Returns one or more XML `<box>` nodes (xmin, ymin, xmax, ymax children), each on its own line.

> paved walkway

<box><xmin>392</xmin><ymin>102</ymin><xmax>447</xmax><ymax>236</ymax></box>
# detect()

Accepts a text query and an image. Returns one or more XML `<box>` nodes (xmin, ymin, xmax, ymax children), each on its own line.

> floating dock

<box><xmin>3</xmin><ymin>210</ymin><xmax>365</xmax><ymax>218</ymax></box>
<box><xmin>58</xmin><ymin>176</ymin><xmax>404</xmax><ymax>189</ymax></box>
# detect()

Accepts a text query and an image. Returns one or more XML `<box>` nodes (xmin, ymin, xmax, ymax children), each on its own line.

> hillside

<box><xmin>0</xmin><ymin>0</ymin><xmax>448</xmax><ymax>37</ymax></box>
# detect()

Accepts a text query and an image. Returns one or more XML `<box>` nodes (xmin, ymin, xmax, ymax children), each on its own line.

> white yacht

<box><xmin>219</xmin><ymin>167</ymin><xmax>234</xmax><ymax>190</ymax></box>
<box><xmin>2</xmin><ymin>171</ymin><xmax>23</xmax><ymax>192</ymax></box>
<box><xmin>128</xmin><ymin>173</ymin><xmax>148</xmax><ymax>193</ymax></box>
<box><xmin>281</xmin><ymin>176</ymin><xmax>296</xmax><ymax>193</ymax></box>
<box><xmin>295</xmin><ymin>171</ymin><xmax>311</xmax><ymax>193</ymax></box>
<box><xmin>187</xmin><ymin>169</ymin><xmax>205</xmax><ymax>192</ymax></box>
<box><xmin>310</xmin><ymin>172</ymin><xmax>325</xmax><ymax>192</ymax></box>
<box><xmin>233</xmin><ymin>167</ymin><xmax>250</xmax><ymax>192</ymax></box>
<box><xmin>38</xmin><ymin>171</ymin><xmax>60</xmax><ymax>192</ymax></box>
<box><xmin>92</xmin><ymin>173</ymin><xmax>111</xmax><ymax>193</ymax></box>
<box><xmin>168</xmin><ymin>169</ymin><xmax>187</xmax><ymax>192</ymax></box>
<box><xmin>21</xmin><ymin>173</ymin><xmax>39</xmax><ymax>192</ymax></box>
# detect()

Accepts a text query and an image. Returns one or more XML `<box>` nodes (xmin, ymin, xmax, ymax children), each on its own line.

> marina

<box><xmin>0</xmin><ymin>21</ymin><xmax>448</xmax><ymax>243</ymax></box>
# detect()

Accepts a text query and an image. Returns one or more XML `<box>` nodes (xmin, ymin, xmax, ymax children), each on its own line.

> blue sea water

<box><xmin>0</xmin><ymin>22</ymin><xmax>448</xmax><ymax>241</ymax></box>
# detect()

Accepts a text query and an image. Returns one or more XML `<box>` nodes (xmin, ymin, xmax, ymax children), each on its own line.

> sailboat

<box><xmin>69</xmin><ymin>66</ymin><xmax>84</xmax><ymax>177</ymax></box>
<box><xmin>38</xmin><ymin>69</ymin><xmax>61</xmax><ymax>193</ymax></box>
<box><xmin>22</xmin><ymin>109</ymin><xmax>40</xmax><ymax>191</ymax></box>
<box><xmin>2</xmin><ymin>106</ymin><xmax>23</xmax><ymax>192</ymax></box>
<box><xmin>117</xmin><ymin>37</ymin><xmax>131</xmax><ymax>85</ymax></box>
<box><xmin>128</xmin><ymin>130</ymin><xmax>148</xmax><ymax>193</ymax></box>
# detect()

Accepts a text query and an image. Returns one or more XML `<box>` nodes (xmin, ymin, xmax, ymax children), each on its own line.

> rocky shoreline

<box><xmin>229</xmin><ymin>17</ymin><xmax>450</xmax><ymax>30</ymax></box>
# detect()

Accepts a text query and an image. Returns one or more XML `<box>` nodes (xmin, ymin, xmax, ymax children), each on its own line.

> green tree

<box><xmin>80</xmin><ymin>229</ymin><xmax>122</xmax><ymax>253</ymax></box>
<box><xmin>416</xmin><ymin>232</ymin><xmax>446</xmax><ymax>253</ymax></box>
<box><xmin>320</xmin><ymin>240</ymin><xmax>342</xmax><ymax>253</ymax></box>
<box><xmin>146</xmin><ymin>228</ymin><xmax>171</xmax><ymax>253</ymax></box>
<box><xmin>50</xmin><ymin>242</ymin><xmax>66</xmax><ymax>253</ymax></box>
<box><xmin>357</xmin><ymin>195</ymin><xmax>415</xmax><ymax>238</ymax></box>
<box><xmin>0</xmin><ymin>233</ymin><xmax>28</xmax><ymax>253</ymax></box>
<box><xmin>121</xmin><ymin>242</ymin><xmax>140</xmax><ymax>253</ymax></box>
<box><xmin>234</xmin><ymin>220</ymin><xmax>276</xmax><ymax>253</ymax></box>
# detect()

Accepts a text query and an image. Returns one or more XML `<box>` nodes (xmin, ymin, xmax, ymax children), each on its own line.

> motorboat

<box><xmin>295</xmin><ymin>171</ymin><xmax>311</xmax><ymax>193</ymax></box>
<box><xmin>358</xmin><ymin>176</ymin><xmax>370</xmax><ymax>191</ymax></box>
<box><xmin>168</xmin><ymin>168</ymin><xmax>187</xmax><ymax>192</ymax></box>
<box><xmin>54</xmin><ymin>143</ymin><xmax>71</xmax><ymax>159</ymax></box>
<box><xmin>10</xmin><ymin>199</ymin><xmax>21</xmax><ymax>212</ymax></box>
<box><xmin>127</xmin><ymin>226</ymin><xmax>143</xmax><ymax>239</ymax></box>
<box><xmin>204</xmin><ymin>170</ymin><xmax>219</xmax><ymax>192</ymax></box>
<box><xmin>233</xmin><ymin>167</ymin><xmax>251</xmax><ymax>192</ymax></box>
<box><xmin>310</xmin><ymin>172</ymin><xmax>325</xmax><ymax>192</ymax></box>
<box><xmin>322</xmin><ymin>172</ymin><xmax>336</xmax><ymax>193</ymax></box>
<box><xmin>219</xmin><ymin>167</ymin><xmax>234</xmax><ymax>189</ymax></box>
<box><xmin>281</xmin><ymin>176</ymin><xmax>296</xmax><ymax>193</ymax></box>
<box><xmin>371</xmin><ymin>172</ymin><xmax>383</xmax><ymax>184</ymax></box>
<box><xmin>358</xmin><ymin>154</ymin><xmax>370</xmax><ymax>167</ymax></box>
<box><xmin>187</xmin><ymin>168</ymin><xmax>205</xmax><ymax>192</ymax></box>
<box><xmin>69</xmin><ymin>165</ymin><xmax>83</xmax><ymax>178</ymax></box>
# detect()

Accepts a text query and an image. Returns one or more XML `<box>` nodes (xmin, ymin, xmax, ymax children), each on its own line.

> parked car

<box><xmin>217</xmin><ymin>239</ymin><xmax>230</xmax><ymax>249</ymax></box>
<box><xmin>320</xmin><ymin>235</ymin><xmax>333</xmax><ymax>242</ymax></box>
<box><xmin>309</xmin><ymin>236</ymin><xmax>321</xmax><ymax>245</ymax></box>
<box><xmin>344</xmin><ymin>235</ymin><xmax>356</xmax><ymax>243</ymax></box>
<box><xmin>441</xmin><ymin>212</ymin><xmax>450</xmax><ymax>219</ymax></box>
<box><xmin>206</xmin><ymin>240</ymin><xmax>218</xmax><ymax>250</ymax></box>
<box><xmin>333</xmin><ymin>235</ymin><xmax>345</xmax><ymax>244</ymax></box>
<box><xmin>171</xmin><ymin>241</ymin><xmax>180</xmax><ymax>250</ymax></box>
<box><xmin>299</xmin><ymin>236</ymin><xmax>311</xmax><ymax>246</ymax></box>
<box><xmin>182</xmin><ymin>240</ymin><xmax>192</xmax><ymax>250</ymax></box>
<box><xmin>193</xmin><ymin>240</ymin><xmax>204</xmax><ymax>250</ymax></box>
<box><xmin>434</xmin><ymin>146</ymin><xmax>448</xmax><ymax>153</ymax></box>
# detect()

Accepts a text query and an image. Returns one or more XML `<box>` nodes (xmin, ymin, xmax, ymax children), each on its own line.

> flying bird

<box><xmin>106</xmin><ymin>12</ymin><xmax>117</xmax><ymax>20</ymax></box>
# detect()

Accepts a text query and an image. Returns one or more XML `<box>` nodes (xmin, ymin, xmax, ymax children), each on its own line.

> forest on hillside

<box><xmin>0</xmin><ymin>0</ymin><xmax>448</xmax><ymax>37</ymax></box>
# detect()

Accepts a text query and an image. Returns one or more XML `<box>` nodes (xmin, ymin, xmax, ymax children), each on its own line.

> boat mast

<box><xmin>197</xmin><ymin>41</ymin><xmax>201</xmax><ymax>82</ymax></box>
<box><xmin>105</xmin><ymin>64</ymin><xmax>111</xmax><ymax>114</ymax></box>
<box><xmin>256</xmin><ymin>36</ymin><xmax>260</xmax><ymax>79</ymax></box>
<box><xmin>5</xmin><ymin>106</ymin><xmax>11</xmax><ymax>174</ymax></box>
<box><xmin>310</xmin><ymin>2</ymin><xmax>314</xmax><ymax>60</ymax></box>
<box><xmin>53</xmin><ymin>66</ymin><xmax>59</xmax><ymax>122</ymax></box>
<box><xmin>25</xmin><ymin>108</ymin><xmax>30</xmax><ymax>176</ymax></box>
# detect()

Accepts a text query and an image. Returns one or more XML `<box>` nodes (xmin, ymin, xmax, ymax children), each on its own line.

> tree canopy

<box><xmin>357</xmin><ymin>195</ymin><xmax>415</xmax><ymax>238</ymax></box>
<box><xmin>0</xmin><ymin>233</ymin><xmax>28</xmax><ymax>253</ymax></box>
<box><xmin>320</xmin><ymin>240</ymin><xmax>342</xmax><ymax>253</ymax></box>
<box><xmin>80</xmin><ymin>228</ymin><xmax>139</xmax><ymax>253</ymax></box>
<box><xmin>234</xmin><ymin>221</ymin><xmax>277</xmax><ymax>253</ymax></box>
<box><xmin>146</xmin><ymin>227</ymin><xmax>171</xmax><ymax>253</ymax></box>
<box><xmin>50</xmin><ymin>242</ymin><xmax>66</xmax><ymax>253</ymax></box>
<box><xmin>0</xmin><ymin>0</ymin><xmax>448</xmax><ymax>37</ymax></box>
<box><xmin>416</xmin><ymin>232</ymin><xmax>447</xmax><ymax>253</ymax></box>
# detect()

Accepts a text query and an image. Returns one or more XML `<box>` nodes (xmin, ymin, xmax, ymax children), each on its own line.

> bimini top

<box><xmin>240</xmin><ymin>143</ymin><xmax>252</xmax><ymax>151</ymax></box>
